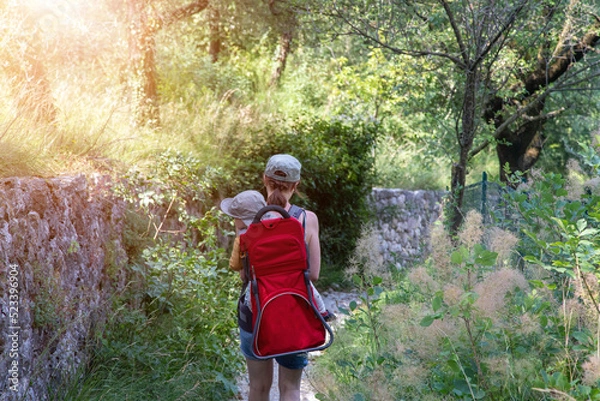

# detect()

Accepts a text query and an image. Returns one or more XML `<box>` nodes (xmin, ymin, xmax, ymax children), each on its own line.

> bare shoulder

<box><xmin>304</xmin><ymin>210</ymin><xmax>319</xmax><ymax>228</ymax></box>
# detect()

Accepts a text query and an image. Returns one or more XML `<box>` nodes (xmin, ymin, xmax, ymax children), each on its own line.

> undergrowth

<box><xmin>310</xmin><ymin>142</ymin><xmax>600</xmax><ymax>400</ymax></box>
<box><xmin>47</xmin><ymin>154</ymin><xmax>244</xmax><ymax>401</ymax></box>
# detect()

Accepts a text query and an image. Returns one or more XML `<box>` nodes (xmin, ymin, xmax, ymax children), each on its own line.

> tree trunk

<box><xmin>127</xmin><ymin>0</ymin><xmax>160</xmax><ymax>128</ymax></box>
<box><xmin>126</xmin><ymin>0</ymin><xmax>210</xmax><ymax>128</ymax></box>
<box><xmin>449</xmin><ymin>68</ymin><xmax>480</xmax><ymax>233</ymax></box>
<box><xmin>268</xmin><ymin>0</ymin><xmax>296</xmax><ymax>87</ymax></box>
<box><xmin>208</xmin><ymin>6</ymin><xmax>220</xmax><ymax>63</ymax></box>
<box><xmin>495</xmin><ymin>101</ymin><xmax>546</xmax><ymax>183</ymax></box>
<box><xmin>270</xmin><ymin>30</ymin><xmax>292</xmax><ymax>87</ymax></box>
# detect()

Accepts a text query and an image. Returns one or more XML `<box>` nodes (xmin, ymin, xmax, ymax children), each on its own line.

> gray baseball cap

<box><xmin>264</xmin><ymin>154</ymin><xmax>301</xmax><ymax>182</ymax></box>
<box><xmin>220</xmin><ymin>190</ymin><xmax>266</xmax><ymax>227</ymax></box>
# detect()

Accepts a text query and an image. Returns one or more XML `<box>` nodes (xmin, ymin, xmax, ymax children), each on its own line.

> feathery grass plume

<box><xmin>391</xmin><ymin>363</ymin><xmax>428</xmax><ymax>390</ymax></box>
<box><xmin>573</xmin><ymin>272</ymin><xmax>600</xmax><ymax>328</ymax></box>
<box><xmin>518</xmin><ymin>312</ymin><xmax>541</xmax><ymax>336</ymax></box>
<box><xmin>443</xmin><ymin>283</ymin><xmax>464</xmax><ymax>306</ymax></box>
<box><xmin>307</xmin><ymin>369</ymin><xmax>341</xmax><ymax>400</ymax></box>
<box><xmin>487</xmin><ymin>227</ymin><xmax>518</xmax><ymax>268</ymax></box>
<box><xmin>582</xmin><ymin>354</ymin><xmax>600</xmax><ymax>386</ymax></box>
<box><xmin>344</xmin><ymin>255</ymin><xmax>360</xmax><ymax>278</ymax></box>
<box><xmin>483</xmin><ymin>355</ymin><xmax>510</xmax><ymax>378</ymax></box>
<box><xmin>345</xmin><ymin>224</ymin><xmax>386</xmax><ymax>282</ymax></box>
<box><xmin>381</xmin><ymin>303</ymin><xmax>412</xmax><ymax>323</ymax></box>
<box><xmin>565</xmin><ymin>159</ymin><xmax>586</xmax><ymax>200</ymax></box>
<box><xmin>507</xmin><ymin>358</ymin><xmax>541</xmax><ymax>385</ymax></box>
<box><xmin>516</xmin><ymin>168</ymin><xmax>544</xmax><ymax>192</ymax></box>
<box><xmin>413</xmin><ymin>318</ymin><xmax>461</xmax><ymax>361</ymax></box>
<box><xmin>407</xmin><ymin>266</ymin><xmax>439</xmax><ymax>295</ymax></box>
<box><xmin>458</xmin><ymin>210</ymin><xmax>484</xmax><ymax>249</ymax></box>
<box><xmin>585</xmin><ymin>177</ymin><xmax>600</xmax><ymax>195</ymax></box>
<box><xmin>428</xmin><ymin>220</ymin><xmax>453</xmax><ymax>281</ymax></box>
<box><xmin>473</xmin><ymin>268</ymin><xmax>529</xmax><ymax>324</ymax></box>
<box><xmin>380</xmin><ymin>303</ymin><xmax>414</xmax><ymax>352</ymax></box>
<box><xmin>483</xmin><ymin>355</ymin><xmax>543</xmax><ymax>393</ymax></box>
<box><xmin>366</xmin><ymin>368</ymin><xmax>393</xmax><ymax>400</ymax></box>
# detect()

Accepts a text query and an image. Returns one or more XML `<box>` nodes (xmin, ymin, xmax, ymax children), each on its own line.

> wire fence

<box><xmin>461</xmin><ymin>172</ymin><xmax>519</xmax><ymax>231</ymax></box>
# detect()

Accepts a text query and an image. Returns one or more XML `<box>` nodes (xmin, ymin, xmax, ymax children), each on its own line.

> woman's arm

<box><xmin>304</xmin><ymin>210</ymin><xmax>321</xmax><ymax>282</ymax></box>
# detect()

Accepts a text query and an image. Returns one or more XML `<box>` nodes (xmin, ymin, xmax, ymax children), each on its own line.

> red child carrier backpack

<box><xmin>239</xmin><ymin>205</ymin><xmax>334</xmax><ymax>359</ymax></box>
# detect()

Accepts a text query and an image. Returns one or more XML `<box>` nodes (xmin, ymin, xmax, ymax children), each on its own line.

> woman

<box><xmin>241</xmin><ymin>154</ymin><xmax>321</xmax><ymax>401</ymax></box>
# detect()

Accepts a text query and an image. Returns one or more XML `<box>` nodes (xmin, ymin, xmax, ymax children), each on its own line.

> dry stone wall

<box><xmin>0</xmin><ymin>175</ymin><xmax>128</xmax><ymax>401</ymax></box>
<box><xmin>370</xmin><ymin>188</ymin><xmax>446</xmax><ymax>268</ymax></box>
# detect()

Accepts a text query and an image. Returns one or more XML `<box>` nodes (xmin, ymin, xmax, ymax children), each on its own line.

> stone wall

<box><xmin>0</xmin><ymin>175</ymin><xmax>128</xmax><ymax>401</ymax></box>
<box><xmin>370</xmin><ymin>188</ymin><xmax>446</xmax><ymax>268</ymax></box>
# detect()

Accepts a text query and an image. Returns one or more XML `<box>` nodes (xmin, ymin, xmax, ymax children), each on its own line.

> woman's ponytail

<box><xmin>267</xmin><ymin>187</ymin><xmax>287</xmax><ymax>208</ymax></box>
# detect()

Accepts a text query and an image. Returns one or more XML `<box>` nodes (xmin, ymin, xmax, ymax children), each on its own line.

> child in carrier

<box><xmin>220</xmin><ymin>189</ymin><xmax>334</xmax><ymax>321</ymax></box>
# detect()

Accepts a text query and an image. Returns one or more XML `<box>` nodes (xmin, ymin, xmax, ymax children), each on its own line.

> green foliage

<box><xmin>374</xmin><ymin>134</ymin><xmax>450</xmax><ymax>190</ymax></box>
<box><xmin>222</xmin><ymin>115</ymin><xmax>379</xmax><ymax>269</ymax></box>
<box><xmin>3</xmin><ymin>1</ymin><xmax>600</xmax><ymax>399</ymax></box>
<box><xmin>78</xmin><ymin>241</ymin><xmax>241</xmax><ymax>401</ymax></box>
<box><xmin>314</xmin><ymin>275</ymin><xmax>400</xmax><ymax>401</ymax></box>
<box><xmin>505</xmin><ymin>155</ymin><xmax>600</xmax><ymax>293</ymax></box>
<box><xmin>51</xmin><ymin>154</ymin><xmax>243</xmax><ymax>401</ymax></box>
<box><xmin>312</xmin><ymin>158</ymin><xmax>600</xmax><ymax>399</ymax></box>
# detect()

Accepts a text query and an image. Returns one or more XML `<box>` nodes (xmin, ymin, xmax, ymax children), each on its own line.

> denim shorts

<box><xmin>239</xmin><ymin>328</ymin><xmax>308</xmax><ymax>370</ymax></box>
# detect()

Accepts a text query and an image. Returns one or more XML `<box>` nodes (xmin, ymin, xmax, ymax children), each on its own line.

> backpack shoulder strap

<box><xmin>288</xmin><ymin>204</ymin><xmax>310</xmax><ymax>268</ymax></box>
<box><xmin>288</xmin><ymin>204</ymin><xmax>306</xmax><ymax>229</ymax></box>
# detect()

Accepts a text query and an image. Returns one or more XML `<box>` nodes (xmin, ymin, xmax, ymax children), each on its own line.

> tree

<box><xmin>125</xmin><ymin>0</ymin><xmax>210</xmax><ymax>128</ymax></box>
<box><xmin>207</xmin><ymin>4</ymin><xmax>221</xmax><ymax>62</ymax></box>
<box><xmin>268</xmin><ymin>0</ymin><xmax>298</xmax><ymax>86</ymax></box>
<box><xmin>483</xmin><ymin>5</ymin><xmax>600</xmax><ymax>182</ymax></box>
<box><xmin>310</xmin><ymin>0</ymin><xmax>600</xmax><ymax>232</ymax></box>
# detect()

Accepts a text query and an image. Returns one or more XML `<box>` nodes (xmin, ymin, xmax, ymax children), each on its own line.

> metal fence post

<box><xmin>481</xmin><ymin>171</ymin><xmax>488</xmax><ymax>224</ymax></box>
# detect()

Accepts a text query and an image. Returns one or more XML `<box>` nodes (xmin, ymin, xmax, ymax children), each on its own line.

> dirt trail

<box><xmin>232</xmin><ymin>289</ymin><xmax>357</xmax><ymax>401</ymax></box>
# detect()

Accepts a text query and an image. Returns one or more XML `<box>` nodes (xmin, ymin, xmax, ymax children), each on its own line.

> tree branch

<box><xmin>439</xmin><ymin>0</ymin><xmax>469</xmax><ymax>65</ymax></box>
<box><xmin>468</xmin><ymin>107</ymin><xmax>564</xmax><ymax>159</ymax></box>
<box><xmin>491</xmin><ymin>89</ymin><xmax>552</xmax><ymax>139</ymax></box>
<box><xmin>483</xmin><ymin>16</ymin><xmax>600</xmax><ymax>140</ymax></box>
<box><xmin>525</xmin><ymin>20</ymin><xmax>600</xmax><ymax>95</ymax></box>
<box><xmin>472</xmin><ymin>0</ymin><xmax>528</xmax><ymax>69</ymax></box>
<box><xmin>324</xmin><ymin>4</ymin><xmax>467</xmax><ymax>68</ymax></box>
<box><xmin>153</xmin><ymin>0</ymin><xmax>210</xmax><ymax>32</ymax></box>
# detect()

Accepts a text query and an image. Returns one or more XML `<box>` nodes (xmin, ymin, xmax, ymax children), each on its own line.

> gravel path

<box><xmin>231</xmin><ymin>289</ymin><xmax>358</xmax><ymax>401</ymax></box>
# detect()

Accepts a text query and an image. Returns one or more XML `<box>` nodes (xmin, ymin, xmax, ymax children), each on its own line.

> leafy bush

<box><xmin>311</xmin><ymin>171</ymin><xmax>600</xmax><ymax>401</ymax></box>
<box><xmin>54</xmin><ymin>153</ymin><xmax>243</xmax><ymax>401</ymax></box>
<box><xmin>221</xmin><ymin>115</ymin><xmax>379</xmax><ymax>270</ymax></box>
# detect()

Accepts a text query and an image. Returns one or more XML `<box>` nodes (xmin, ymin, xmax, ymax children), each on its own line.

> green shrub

<box><xmin>52</xmin><ymin>153</ymin><xmax>243</xmax><ymax>401</ymax></box>
<box><xmin>222</xmin><ymin>115</ymin><xmax>379</xmax><ymax>270</ymax></box>
<box><xmin>312</xmin><ymin>145</ymin><xmax>600</xmax><ymax>400</ymax></box>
